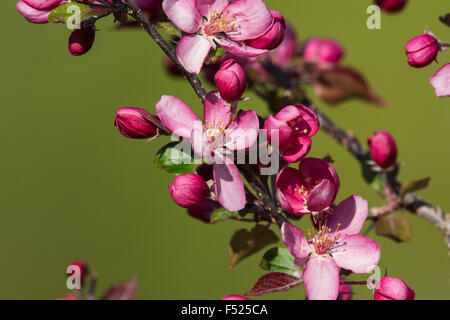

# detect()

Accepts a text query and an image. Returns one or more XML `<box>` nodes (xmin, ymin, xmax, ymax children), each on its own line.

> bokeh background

<box><xmin>2</xmin><ymin>0</ymin><xmax>449</xmax><ymax>299</ymax></box>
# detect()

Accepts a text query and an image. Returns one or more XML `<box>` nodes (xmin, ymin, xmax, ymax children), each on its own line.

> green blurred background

<box><xmin>2</xmin><ymin>0</ymin><xmax>449</xmax><ymax>299</ymax></box>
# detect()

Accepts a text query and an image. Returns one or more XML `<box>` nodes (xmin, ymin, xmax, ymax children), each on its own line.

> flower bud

<box><xmin>247</xmin><ymin>11</ymin><xmax>286</xmax><ymax>51</ymax></box>
<box><xmin>169</xmin><ymin>174</ymin><xmax>210</xmax><ymax>208</ymax></box>
<box><xmin>221</xmin><ymin>294</ymin><xmax>250</xmax><ymax>300</ymax></box>
<box><xmin>368</xmin><ymin>130</ymin><xmax>397</xmax><ymax>169</ymax></box>
<box><xmin>302</xmin><ymin>37</ymin><xmax>344</xmax><ymax>70</ymax></box>
<box><xmin>67</xmin><ymin>260</ymin><xmax>89</xmax><ymax>285</ymax></box>
<box><xmin>375</xmin><ymin>0</ymin><xmax>407</xmax><ymax>13</ymax></box>
<box><xmin>68</xmin><ymin>26</ymin><xmax>96</xmax><ymax>56</ymax></box>
<box><xmin>374</xmin><ymin>277</ymin><xmax>415</xmax><ymax>300</ymax></box>
<box><xmin>114</xmin><ymin>107</ymin><xmax>158</xmax><ymax>139</ymax></box>
<box><xmin>214</xmin><ymin>59</ymin><xmax>246</xmax><ymax>102</ymax></box>
<box><xmin>405</xmin><ymin>32</ymin><xmax>440</xmax><ymax>68</ymax></box>
<box><xmin>16</xmin><ymin>0</ymin><xmax>57</xmax><ymax>24</ymax></box>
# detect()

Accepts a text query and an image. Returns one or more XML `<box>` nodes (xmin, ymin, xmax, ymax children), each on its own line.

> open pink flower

<box><xmin>264</xmin><ymin>104</ymin><xmax>319</xmax><ymax>163</ymax></box>
<box><xmin>430</xmin><ymin>63</ymin><xmax>450</xmax><ymax>98</ymax></box>
<box><xmin>162</xmin><ymin>0</ymin><xmax>274</xmax><ymax>74</ymax></box>
<box><xmin>16</xmin><ymin>0</ymin><xmax>63</xmax><ymax>23</ymax></box>
<box><xmin>156</xmin><ymin>91</ymin><xmax>259</xmax><ymax>211</ymax></box>
<box><xmin>276</xmin><ymin>158</ymin><xmax>340</xmax><ymax>215</ymax></box>
<box><xmin>374</xmin><ymin>276</ymin><xmax>415</xmax><ymax>300</ymax></box>
<box><xmin>281</xmin><ymin>195</ymin><xmax>381</xmax><ymax>300</ymax></box>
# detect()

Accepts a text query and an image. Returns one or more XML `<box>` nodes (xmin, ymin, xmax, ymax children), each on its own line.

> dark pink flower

<box><xmin>302</xmin><ymin>38</ymin><xmax>344</xmax><ymax>70</ymax></box>
<box><xmin>268</xmin><ymin>23</ymin><xmax>297</xmax><ymax>68</ymax></box>
<box><xmin>430</xmin><ymin>63</ymin><xmax>450</xmax><ymax>98</ymax></box>
<box><xmin>162</xmin><ymin>0</ymin><xmax>274</xmax><ymax>74</ymax></box>
<box><xmin>281</xmin><ymin>195</ymin><xmax>380</xmax><ymax>300</ymax></box>
<box><xmin>68</xmin><ymin>26</ymin><xmax>96</xmax><ymax>56</ymax></box>
<box><xmin>214</xmin><ymin>58</ymin><xmax>246</xmax><ymax>102</ymax></box>
<box><xmin>221</xmin><ymin>294</ymin><xmax>250</xmax><ymax>300</ymax></box>
<box><xmin>156</xmin><ymin>91</ymin><xmax>259</xmax><ymax>211</ymax></box>
<box><xmin>169</xmin><ymin>173</ymin><xmax>210</xmax><ymax>208</ymax></box>
<box><xmin>375</xmin><ymin>0</ymin><xmax>407</xmax><ymax>13</ymax></box>
<box><xmin>374</xmin><ymin>277</ymin><xmax>415</xmax><ymax>300</ymax></box>
<box><xmin>405</xmin><ymin>30</ymin><xmax>441</xmax><ymax>68</ymax></box>
<box><xmin>264</xmin><ymin>105</ymin><xmax>319</xmax><ymax>163</ymax></box>
<box><xmin>368</xmin><ymin>130</ymin><xmax>397</xmax><ymax>169</ymax></box>
<box><xmin>247</xmin><ymin>10</ymin><xmax>286</xmax><ymax>51</ymax></box>
<box><xmin>276</xmin><ymin>158</ymin><xmax>340</xmax><ymax>215</ymax></box>
<box><xmin>16</xmin><ymin>0</ymin><xmax>62</xmax><ymax>24</ymax></box>
<box><xmin>114</xmin><ymin>107</ymin><xmax>158</xmax><ymax>139</ymax></box>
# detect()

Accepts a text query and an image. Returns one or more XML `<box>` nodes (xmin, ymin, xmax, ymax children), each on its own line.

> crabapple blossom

<box><xmin>374</xmin><ymin>276</ymin><xmax>415</xmax><ymax>300</ymax></box>
<box><xmin>302</xmin><ymin>38</ymin><xmax>344</xmax><ymax>70</ymax></box>
<box><xmin>264</xmin><ymin>104</ymin><xmax>319</xmax><ymax>163</ymax></box>
<box><xmin>247</xmin><ymin>11</ymin><xmax>286</xmax><ymax>51</ymax></box>
<box><xmin>16</xmin><ymin>0</ymin><xmax>63</xmax><ymax>24</ymax></box>
<box><xmin>430</xmin><ymin>63</ymin><xmax>450</xmax><ymax>98</ymax></box>
<box><xmin>281</xmin><ymin>195</ymin><xmax>381</xmax><ymax>300</ymax></box>
<box><xmin>162</xmin><ymin>0</ymin><xmax>274</xmax><ymax>74</ymax></box>
<box><xmin>276</xmin><ymin>158</ymin><xmax>340</xmax><ymax>215</ymax></box>
<box><xmin>268</xmin><ymin>23</ymin><xmax>297</xmax><ymax>68</ymax></box>
<box><xmin>114</xmin><ymin>107</ymin><xmax>158</xmax><ymax>139</ymax></box>
<box><xmin>375</xmin><ymin>0</ymin><xmax>407</xmax><ymax>13</ymax></box>
<box><xmin>169</xmin><ymin>173</ymin><xmax>210</xmax><ymax>208</ymax></box>
<box><xmin>368</xmin><ymin>130</ymin><xmax>398</xmax><ymax>170</ymax></box>
<box><xmin>68</xmin><ymin>25</ymin><xmax>96</xmax><ymax>56</ymax></box>
<box><xmin>405</xmin><ymin>31</ymin><xmax>441</xmax><ymax>68</ymax></box>
<box><xmin>214</xmin><ymin>58</ymin><xmax>246</xmax><ymax>102</ymax></box>
<box><xmin>156</xmin><ymin>91</ymin><xmax>259</xmax><ymax>211</ymax></box>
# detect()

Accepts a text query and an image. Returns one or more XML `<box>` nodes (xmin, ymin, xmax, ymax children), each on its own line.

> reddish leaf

<box><xmin>102</xmin><ymin>280</ymin><xmax>138</xmax><ymax>300</ymax></box>
<box><xmin>246</xmin><ymin>272</ymin><xmax>303</xmax><ymax>297</ymax></box>
<box><xmin>439</xmin><ymin>14</ymin><xmax>450</xmax><ymax>27</ymax></box>
<box><xmin>314</xmin><ymin>66</ymin><xmax>385</xmax><ymax>106</ymax></box>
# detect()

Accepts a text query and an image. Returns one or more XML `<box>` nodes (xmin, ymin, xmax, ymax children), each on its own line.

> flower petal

<box><xmin>327</xmin><ymin>195</ymin><xmax>368</xmax><ymax>237</ymax></box>
<box><xmin>177</xmin><ymin>35</ymin><xmax>212</xmax><ymax>74</ymax></box>
<box><xmin>162</xmin><ymin>0</ymin><xmax>202</xmax><ymax>33</ymax></box>
<box><xmin>332</xmin><ymin>234</ymin><xmax>381</xmax><ymax>274</ymax></box>
<box><xmin>203</xmin><ymin>91</ymin><xmax>233</xmax><ymax>129</ymax></box>
<box><xmin>16</xmin><ymin>0</ymin><xmax>53</xmax><ymax>23</ymax></box>
<box><xmin>263</xmin><ymin>115</ymin><xmax>294</xmax><ymax>148</ymax></box>
<box><xmin>213</xmin><ymin>161</ymin><xmax>246</xmax><ymax>211</ymax></box>
<box><xmin>224</xmin><ymin>0</ymin><xmax>273</xmax><ymax>41</ymax></box>
<box><xmin>195</xmin><ymin>0</ymin><xmax>229</xmax><ymax>17</ymax></box>
<box><xmin>23</xmin><ymin>0</ymin><xmax>61</xmax><ymax>10</ymax></box>
<box><xmin>156</xmin><ymin>95</ymin><xmax>200</xmax><ymax>138</ymax></box>
<box><xmin>306</xmin><ymin>179</ymin><xmax>335</xmax><ymax>212</ymax></box>
<box><xmin>299</xmin><ymin>157</ymin><xmax>340</xmax><ymax>201</ymax></box>
<box><xmin>282</xmin><ymin>135</ymin><xmax>312</xmax><ymax>163</ymax></box>
<box><xmin>276</xmin><ymin>167</ymin><xmax>308</xmax><ymax>215</ymax></box>
<box><xmin>430</xmin><ymin>63</ymin><xmax>450</xmax><ymax>98</ymax></box>
<box><xmin>225</xmin><ymin>110</ymin><xmax>259</xmax><ymax>151</ymax></box>
<box><xmin>216</xmin><ymin>38</ymin><xmax>268</xmax><ymax>58</ymax></box>
<box><xmin>281</xmin><ymin>223</ymin><xmax>311</xmax><ymax>259</ymax></box>
<box><xmin>303</xmin><ymin>257</ymin><xmax>340</xmax><ymax>300</ymax></box>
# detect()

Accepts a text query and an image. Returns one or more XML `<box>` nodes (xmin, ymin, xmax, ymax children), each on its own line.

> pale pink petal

<box><xmin>190</xmin><ymin>123</ymin><xmax>214</xmax><ymax>161</ymax></box>
<box><xmin>306</xmin><ymin>179</ymin><xmax>335</xmax><ymax>212</ymax></box>
<box><xmin>430</xmin><ymin>63</ymin><xmax>450</xmax><ymax>98</ymax></box>
<box><xmin>177</xmin><ymin>35</ymin><xmax>212</xmax><ymax>74</ymax></box>
<box><xmin>216</xmin><ymin>38</ymin><xmax>268</xmax><ymax>58</ymax></box>
<box><xmin>225</xmin><ymin>110</ymin><xmax>259</xmax><ymax>151</ymax></box>
<box><xmin>332</xmin><ymin>234</ymin><xmax>381</xmax><ymax>274</ymax></box>
<box><xmin>303</xmin><ymin>257</ymin><xmax>340</xmax><ymax>300</ymax></box>
<box><xmin>162</xmin><ymin>0</ymin><xmax>201</xmax><ymax>33</ymax></box>
<box><xmin>203</xmin><ymin>91</ymin><xmax>233</xmax><ymax>129</ymax></box>
<box><xmin>327</xmin><ymin>195</ymin><xmax>368</xmax><ymax>237</ymax></box>
<box><xmin>195</xmin><ymin>0</ymin><xmax>229</xmax><ymax>17</ymax></box>
<box><xmin>16</xmin><ymin>0</ymin><xmax>52</xmax><ymax>23</ymax></box>
<box><xmin>213</xmin><ymin>162</ymin><xmax>246</xmax><ymax>211</ymax></box>
<box><xmin>224</xmin><ymin>0</ymin><xmax>273</xmax><ymax>41</ymax></box>
<box><xmin>156</xmin><ymin>95</ymin><xmax>200</xmax><ymax>138</ymax></box>
<box><xmin>281</xmin><ymin>223</ymin><xmax>311</xmax><ymax>259</ymax></box>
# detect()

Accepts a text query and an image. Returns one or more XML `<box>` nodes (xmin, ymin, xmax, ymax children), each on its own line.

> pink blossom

<box><xmin>276</xmin><ymin>158</ymin><xmax>340</xmax><ymax>216</ymax></box>
<box><xmin>302</xmin><ymin>37</ymin><xmax>344</xmax><ymax>70</ymax></box>
<box><xmin>56</xmin><ymin>294</ymin><xmax>78</xmax><ymax>300</ymax></box>
<box><xmin>22</xmin><ymin>0</ymin><xmax>62</xmax><ymax>10</ymax></box>
<box><xmin>281</xmin><ymin>195</ymin><xmax>381</xmax><ymax>300</ymax></box>
<box><xmin>214</xmin><ymin>58</ymin><xmax>247</xmax><ymax>102</ymax></box>
<box><xmin>169</xmin><ymin>173</ymin><xmax>210</xmax><ymax>208</ymax></box>
<box><xmin>375</xmin><ymin>0</ymin><xmax>407</xmax><ymax>13</ymax></box>
<box><xmin>114</xmin><ymin>107</ymin><xmax>158</xmax><ymax>139</ymax></box>
<box><xmin>247</xmin><ymin>10</ymin><xmax>286</xmax><ymax>51</ymax></box>
<box><xmin>430</xmin><ymin>63</ymin><xmax>450</xmax><ymax>98</ymax></box>
<box><xmin>368</xmin><ymin>130</ymin><xmax>397</xmax><ymax>170</ymax></box>
<box><xmin>221</xmin><ymin>294</ymin><xmax>250</xmax><ymax>300</ymax></box>
<box><xmin>268</xmin><ymin>23</ymin><xmax>298</xmax><ymax>68</ymax></box>
<box><xmin>162</xmin><ymin>0</ymin><xmax>274</xmax><ymax>74</ymax></box>
<box><xmin>16</xmin><ymin>0</ymin><xmax>62</xmax><ymax>24</ymax></box>
<box><xmin>264</xmin><ymin>104</ymin><xmax>319</xmax><ymax>163</ymax></box>
<box><xmin>374</xmin><ymin>277</ymin><xmax>415</xmax><ymax>300</ymax></box>
<box><xmin>156</xmin><ymin>91</ymin><xmax>259</xmax><ymax>211</ymax></box>
<box><xmin>405</xmin><ymin>30</ymin><xmax>441</xmax><ymax>68</ymax></box>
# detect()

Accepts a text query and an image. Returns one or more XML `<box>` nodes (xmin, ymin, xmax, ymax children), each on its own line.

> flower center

<box><xmin>204</xmin><ymin>119</ymin><xmax>226</xmax><ymax>144</ymax></box>
<box><xmin>308</xmin><ymin>222</ymin><xmax>342</xmax><ymax>255</ymax></box>
<box><xmin>288</xmin><ymin>118</ymin><xmax>309</xmax><ymax>135</ymax></box>
<box><xmin>203</xmin><ymin>8</ymin><xmax>236</xmax><ymax>36</ymax></box>
<box><xmin>293</xmin><ymin>178</ymin><xmax>323</xmax><ymax>198</ymax></box>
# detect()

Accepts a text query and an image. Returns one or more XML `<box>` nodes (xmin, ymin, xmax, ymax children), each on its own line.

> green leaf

<box><xmin>399</xmin><ymin>177</ymin><xmax>431</xmax><ymax>199</ymax></box>
<box><xmin>210</xmin><ymin>208</ymin><xmax>239</xmax><ymax>223</ymax></box>
<box><xmin>260</xmin><ymin>247</ymin><xmax>301</xmax><ymax>277</ymax></box>
<box><xmin>228</xmin><ymin>225</ymin><xmax>278</xmax><ymax>269</ymax></box>
<box><xmin>48</xmin><ymin>3</ymin><xmax>104</xmax><ymax>24</ymax></box>
<box><xmin>154</xmin><ymin>142</ymin><xmax>197</xmax><ymax>175</ymax></box>
<box><xmin>375</xmin><ymin>215</ymin><xmax>412</xmax><ymax>243</ymax></box>
<box><xmin>157</xmin><ymin>22</ymin><xmax>181</xmax><ymax>37</ymax></box>
<box><xmin>361</xmin><ymin>153</ymin><xmax>399</xmax><ymax>194</ymax></box>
